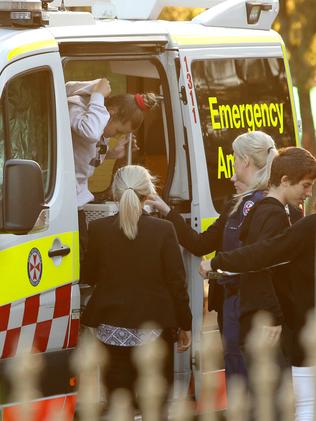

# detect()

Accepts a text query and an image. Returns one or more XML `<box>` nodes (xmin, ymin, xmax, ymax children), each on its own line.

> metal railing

<box><xmin>3</xmin><ymin>309</ymin><xmax>316</xmax><ymax>421</ymax></box>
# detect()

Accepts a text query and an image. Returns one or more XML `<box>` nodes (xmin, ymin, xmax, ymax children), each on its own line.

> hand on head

<box><xmin>93</xmin><ymin>78</ymin><xmax>111</xmax><ymax>97</ymax></box>
<box><xmin>145</xmin><ymin>194</ymin><xmax>171</xmax><ymax>216</ymax></box>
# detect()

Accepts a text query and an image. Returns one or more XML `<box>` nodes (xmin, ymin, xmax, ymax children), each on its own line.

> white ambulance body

<box><xmin>0</xmin><ymin>0</ymin><xmax>298</xmax><ymax>418</ymax></box>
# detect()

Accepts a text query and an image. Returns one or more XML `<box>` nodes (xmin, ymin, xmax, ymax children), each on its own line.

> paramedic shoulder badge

<box><xmin>243</xmin><ymin>200</ymin><xmax>254</xmax><ymax>216</ymax></box>
<box><xmin>27</xmin><ymin>248</ymin><xmax>43</xmax><ymax>286</ymax></box>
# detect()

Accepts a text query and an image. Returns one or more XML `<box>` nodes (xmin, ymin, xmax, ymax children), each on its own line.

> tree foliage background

<box><xmin>275</xmin><ymin>0</ymin><xmax>316</xmax><ymax>154</ymax></box>
<box><xmin>160</xmin><ymin>3</ymin><xmax>316</xmax><ymax>155</ymax></box>
<box><xmin>159</xmin><ymin>7</ymin><xmax>205</xmax><ymax>21</ymax></box>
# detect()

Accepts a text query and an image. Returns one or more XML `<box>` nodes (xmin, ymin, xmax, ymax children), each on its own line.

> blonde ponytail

<box><xmin>112</xmin><ymin>165</ymin><xmax>156</xmax><ymax>240</ymax></box>
<box><xmin>119</xmin><ymin>189</ymin><xmax>143</xmax><ymax>240</ymax></box>
<box><xmin>230</xmin><ymin>131</ymin><xmax>278</xmax><ymax>214</ymax></box>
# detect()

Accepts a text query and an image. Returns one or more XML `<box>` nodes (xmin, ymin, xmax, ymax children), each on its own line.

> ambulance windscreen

<box><xmin>191</xmin><ymin>57</ymin><xmax>296</xmax><ymax>213</ymax></box>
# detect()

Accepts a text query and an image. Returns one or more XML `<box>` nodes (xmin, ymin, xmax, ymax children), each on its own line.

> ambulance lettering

<box><xmin>218</xmin><ymin>147</ymin><xmax>234</xmax><ymax>179</ymax></box>
<box><xmin>184</xmin><ymin>56</ymin><xmax>197</xmax><ymax>124</ymax></box>
<box><xmin>209</xmin><ymin>96</ymin><xmax>284</xmax><ymax>134</ymax></box>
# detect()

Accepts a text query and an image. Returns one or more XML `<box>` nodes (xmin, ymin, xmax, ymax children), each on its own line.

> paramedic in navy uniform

<box><xmin>147</xmin><ymin>131</ymin><xmax>279</xmax><ymax>390</ymax></box>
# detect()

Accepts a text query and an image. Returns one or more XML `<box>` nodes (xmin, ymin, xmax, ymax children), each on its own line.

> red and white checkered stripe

<box><xmin>0</xmin><ymin>283</ymin><xmax>80</xmax><ymax>359</ymax></box>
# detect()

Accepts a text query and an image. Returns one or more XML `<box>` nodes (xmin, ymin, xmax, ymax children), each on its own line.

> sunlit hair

<box><xmin>270</xmin><ymin>147</ymin><xmax>316</xmax><ymax>186</ymax></box>
<box><xmin>105</xmin><ymin>93</ymin><xmax>160</xmax><ymax>131</ymax></box>
<box><xmin>112</xmin><ymin>165</ymin><xmax>157</xmax><ymax>240</ymax></box>
<box><xmin>230</xmin><ymin>131</ymin><xmax>278</xmax><ymax>214</ymax></box>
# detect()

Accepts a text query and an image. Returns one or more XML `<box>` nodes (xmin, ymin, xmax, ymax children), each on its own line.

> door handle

<box><xmin>48</xmin><ymin>246</ymin><xmax>71</xmax><ymax>258</ymax></box>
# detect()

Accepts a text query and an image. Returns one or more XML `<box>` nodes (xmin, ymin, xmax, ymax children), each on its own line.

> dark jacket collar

<box><xmin>240</xmin><ymin>196</ymin><xmax>285</xmax><ymax>242</ymax></box>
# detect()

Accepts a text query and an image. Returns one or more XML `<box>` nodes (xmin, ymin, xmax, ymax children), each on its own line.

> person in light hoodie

<box><xmin>66</xmin><ymin>77</ymin><xmax>159</xmax><ymax>271</ymax></box>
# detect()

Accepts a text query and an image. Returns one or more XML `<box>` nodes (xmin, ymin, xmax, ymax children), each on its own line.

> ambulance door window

<box><xmin>191</xmin><ymin>57</ymin><xmax>296</xmax><ymax>212</ymax></box>
<box><xmin>4</xmin><ymin>68</ymin><xmax>55</xmax><ymax>196</ymax></box>
<box><xmin>64</xmin><ymin>59</ymin><xmax>168</xmax><ymax>198</ymax></box>
<box><xmin>0</xmin><ymin>101</ymin><xmax>4</xmax><ymax>191</ymax></box>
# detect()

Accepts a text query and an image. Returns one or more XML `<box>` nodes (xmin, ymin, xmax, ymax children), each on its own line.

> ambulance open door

<box><xmin>177</xmin><ymin>45</ymin><xmax>298</xmax><ymax>406</ymax></box>
<box><xmin>177</xmin><ymin>49</ymin><xmax>223</xmax><ymax>404</ymax></box>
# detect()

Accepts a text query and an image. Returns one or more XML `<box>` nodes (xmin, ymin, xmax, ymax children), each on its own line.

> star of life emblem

<box><xmin>243</xmin><ymin>200</ymin><xmax>254</xmax><ymax>216</ymax></box>
<box><xmin>27</xmin><ymin>248</ymin><xmax>43</xmax><ymax>286</ymax></box>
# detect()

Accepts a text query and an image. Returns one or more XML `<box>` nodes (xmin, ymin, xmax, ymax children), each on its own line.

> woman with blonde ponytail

<box><xmin>81</xmin><ymin>165</ymin><xmax>192</xmax><ymax>416</ymax></box>
<box><xmin>112</xmin><ymin>165</ymin><xmax>156</xmax><ymax>240</ymax></box>
<box><xmin>147</xmin><ymin>130</ymin><xmax>299</xmax><ymax>395</ymax></box>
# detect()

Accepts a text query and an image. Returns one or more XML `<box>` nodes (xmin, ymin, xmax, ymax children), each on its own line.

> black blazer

<box><xmin>212</xmin><ymin>213</ymin><xmax>316</xmax><ymax>365</ymax></box>
<box><xmin>81</xmin><ymin>211</ymin><xmax>192</xmax><ymax>331</ymax></box>
<box><xmin>237</xmin><ymin>197</ymin><xmax>293</xmax><ymax>327</ymax></box>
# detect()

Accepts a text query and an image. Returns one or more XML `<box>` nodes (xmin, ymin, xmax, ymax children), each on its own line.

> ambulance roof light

<box><xmin>0</xmin><ymin>0</ymin><xmax>279</xmax><ymax>27</ymax></box>
<box><xmin>192</xmin><ymin>0</ymin><xmax>279</xmax><ymax>30</ymax></box>
<box><xmin>0</xmin><ymin>0</ymin><xmax>48</xmax><ymax>27</ymax></box>
<box><xmin>48</xmin><ymin>0</ymin><xmax>216</xmax><ymax>20</ymax></box>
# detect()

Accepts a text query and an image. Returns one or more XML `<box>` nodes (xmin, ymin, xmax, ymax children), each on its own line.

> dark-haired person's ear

<box><xmin>280</xmin><ymin>175</ymin><xmax>290</xmax><ymax>186</ymax></box>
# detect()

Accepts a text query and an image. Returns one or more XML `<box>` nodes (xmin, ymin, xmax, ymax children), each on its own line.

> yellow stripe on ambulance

<box><xmin>7</xmin><ymin>39</ymin><xmax>57</xmax><ymax>61</ymax></box>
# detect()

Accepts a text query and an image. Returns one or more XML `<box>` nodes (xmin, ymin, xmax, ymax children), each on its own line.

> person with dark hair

<box><xmin>231</xmin><ymin>147</ymin><xmax>315</xmax><ymax>349</ymax></box>
<box><xmin>200</xmin><ymin>147</ymin><xmax>316</xmax><ymax>421</ymax></box>
<box><xmin>66</xmin><ymin>78</ymin><xmax>160</xmax><ymax>272</ymax></box>
<box><xmin>104</xmin><ymin>92</ymin><xmax>159</xmax><ymax>136</ymax></box>
<box><xmin>81</xmin><ymin>165</ymin><xmax>192</xmax><ymax>417</ymax></box>
<box><xmin>201</xmin><ymin>218</ymin><xmax>316</xmax><ymax>421</ymax></box>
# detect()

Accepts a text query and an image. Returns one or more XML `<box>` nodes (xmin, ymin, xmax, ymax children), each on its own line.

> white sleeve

<box><xmin>69</xmin><ymin>93</ymin><xmax>110</xmax><ymax>143</ymax></box>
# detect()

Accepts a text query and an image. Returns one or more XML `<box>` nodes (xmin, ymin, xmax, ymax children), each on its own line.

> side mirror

<box><xmin>1</xmin><ymin>159</ymin><xmax>49</xmax><ymax>234</ymax></box>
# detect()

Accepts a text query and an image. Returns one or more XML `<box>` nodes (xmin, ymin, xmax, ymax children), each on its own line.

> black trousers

<box><xmin>100</xmin><ymin>330</ymin><xmax>174</xmax><ymax>418</ymax></box>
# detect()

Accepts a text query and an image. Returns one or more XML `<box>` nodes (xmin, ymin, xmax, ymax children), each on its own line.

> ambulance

<box><xmin>0</xmin><ymin>0</ymin><xmax>299</xmax><ymax>418</ymax></box>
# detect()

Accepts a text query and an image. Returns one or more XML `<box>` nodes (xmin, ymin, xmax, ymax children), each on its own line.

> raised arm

<box><xmin>147</xmin><ymin>195</ymin><xmax>228</xmax><ymax>256</ymax></box>
<box><xmin>68</xmin><ymin>78</ymin><xmax>111</xmax><ymax>143</ymax></box>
